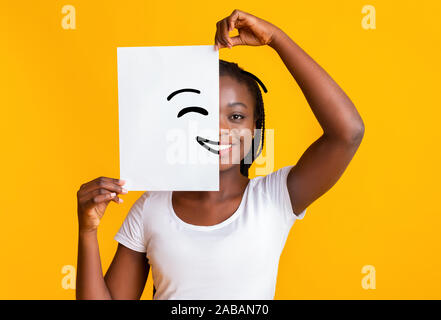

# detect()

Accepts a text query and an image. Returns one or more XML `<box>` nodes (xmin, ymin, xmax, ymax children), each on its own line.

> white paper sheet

<box><xmin>117</xmin><ymin>45</ymin><xmax>219</xmax><ymax>191</ymax></box>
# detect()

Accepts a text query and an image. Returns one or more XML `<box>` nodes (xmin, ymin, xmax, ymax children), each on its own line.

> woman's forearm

<box><xmin>76</xmin><ymin>230</ymin><xmax>112</xmax><ymax>300</ymax></box>
<box><xmin>269</xmin><ymin>27</ymin><xmax>364</xmax><ymax>142</ymax></box>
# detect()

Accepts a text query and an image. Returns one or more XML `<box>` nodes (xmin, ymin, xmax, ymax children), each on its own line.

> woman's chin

<box><xmin>219</xmin><ymin>151</ymin><xmax>247</xmax><ymax>172</ymax></box>
<box><xmin>219</xmin><ymin>161</ymin><xmax>241</xmax><ymax>172</ymax></box>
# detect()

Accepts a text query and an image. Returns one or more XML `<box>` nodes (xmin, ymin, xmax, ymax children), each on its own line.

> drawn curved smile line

<box><xmin>196</xmin><ymin>136</ymin><xmax>234</xmax><ymax>155</ymax></box>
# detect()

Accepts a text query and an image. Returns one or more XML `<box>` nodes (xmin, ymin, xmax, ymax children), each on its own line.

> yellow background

<box><xmin>1</xmin><ymin>0</ymin><xmax>440</xmax><ymax>299</ymax></box>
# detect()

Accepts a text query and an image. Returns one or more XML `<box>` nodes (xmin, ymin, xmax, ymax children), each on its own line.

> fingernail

<box><xmin>110</xmin><ymin>192</ymin><xmax>116</xmax><ymax>197</ymax></box>
<box><xmin>122</xmin><ymin>188</ymin><xmax>128</xmax><ymax>194</ymax></box>
<box><xmin>119</xmin><ymin>198</ymin><xmax>124</xmax><ymax>203</ymax></box>
<box><xmin>119</xmin><ymin>179</ymin><xmax>126</xmax><ymax>185</ymax></box>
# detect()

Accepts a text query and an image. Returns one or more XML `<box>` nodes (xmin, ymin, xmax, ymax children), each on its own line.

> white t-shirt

<box><xmin>114</xmin><ymin>165</ymin><xmax>307</xmax><ymax>300</ymax></box>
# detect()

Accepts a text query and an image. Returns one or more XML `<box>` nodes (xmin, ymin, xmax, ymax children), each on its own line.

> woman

<box><xmin>76</xmin><ymin>9</ymin><xmax>364</xmax><ymax>300</ymax></box>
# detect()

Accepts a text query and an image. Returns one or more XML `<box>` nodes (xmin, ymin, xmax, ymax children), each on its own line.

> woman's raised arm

<box><xmin>215</xmin><ymin>9</ymin><xmax>365</xmax><ymax>215</ymax></box>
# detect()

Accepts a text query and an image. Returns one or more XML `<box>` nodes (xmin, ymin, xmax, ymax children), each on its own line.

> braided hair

<box><xmin>219</xmin><ymin>59</ymin><xmax>267</xmax><ymax>178</ymax></box>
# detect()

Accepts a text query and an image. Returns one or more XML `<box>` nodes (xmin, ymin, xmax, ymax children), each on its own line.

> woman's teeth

<box><xmin>216</xmin><ymin>144</ymin><xmax>233</xmax><ymax>151</ymax></box>
<box><xmin>196</xmin><ymin>136</ymin><xmax>237</xmax><ymax>155</ymax></box>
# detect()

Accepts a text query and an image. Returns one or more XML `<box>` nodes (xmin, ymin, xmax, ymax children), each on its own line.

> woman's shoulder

<box><xmin>250</xmin><ymin>165</ymin><xmax>294</xmax><ymax>192</ymax></box>
<box><xmin>249</xmin><ymin>165</ymin><xmax>305</xmax><ymax>221</ymax></box>
<box><xmin>130</xmin><ymin>190</ymin><xmax>169</xmax><ymax>213</ymax></box>
<box><xmin>137</xmin><ymin>190</ymin><xmax>169</xmax><ymax>199</ymax></box>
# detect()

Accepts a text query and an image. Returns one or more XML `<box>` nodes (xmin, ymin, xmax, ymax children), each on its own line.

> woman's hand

<box><xmin>77</xmin><ymin>177</ymin><xmax>127</xmax><ymax>233</ymax></box>
<box><xmin>214</xmin><ymin>9</ymin><xmax>280</xmax><ymax>50</ymax></box>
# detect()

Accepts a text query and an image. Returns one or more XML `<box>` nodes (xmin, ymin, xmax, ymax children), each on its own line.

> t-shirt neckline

<box><xmin>168</xmin><ymin>180</ymin><xmax>251</xmax><ymax>231</ymax></box>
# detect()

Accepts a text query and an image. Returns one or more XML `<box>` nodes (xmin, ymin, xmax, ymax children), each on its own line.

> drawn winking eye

<box><xmin>166</xmin><ymin>88</ymin><xmax>208</xmax><ymax>119</ymax></box>
<box><xmin>177</xmin><ymin>106</ymin><xmax>209</xmax><ymax>118</ymax></box>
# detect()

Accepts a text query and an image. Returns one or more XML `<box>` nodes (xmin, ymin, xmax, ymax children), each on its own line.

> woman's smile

<box><xmin>196</xmin><ymin>136</ymin><xmax>237</xmax><ymax>156</ymax></box>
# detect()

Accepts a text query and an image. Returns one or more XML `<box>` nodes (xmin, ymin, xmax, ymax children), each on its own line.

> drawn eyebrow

<box><xmin>167</xmin><ymin>88</ymin><xmax>201</xmax><ymax>101</ymax></box>
<box><xmin>177</xmin><ymin>106</ymin><xmax>208</xmax><ymax>118</ymax></box>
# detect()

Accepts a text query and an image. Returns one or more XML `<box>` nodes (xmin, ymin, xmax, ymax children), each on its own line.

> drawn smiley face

<box><xmin>167</xmin><ymin>87</ymin><xmax>234</xmax><ymax>156</ymax></box>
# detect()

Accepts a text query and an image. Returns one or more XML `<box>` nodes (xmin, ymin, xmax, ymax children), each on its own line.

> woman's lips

<box><xmin>196</xmin><ymin>136</ymin><xmax>238</xmax><ymax>155</ymax></box>
<box><xmin>218</xmin><ymin>144</ymin><xmax>233</xmax><ymax>156</ymax></box>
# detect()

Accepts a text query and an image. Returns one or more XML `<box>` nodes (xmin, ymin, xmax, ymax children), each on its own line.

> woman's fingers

<box><xmin>215</xmin><ymin>10</ymin><xmax>250</xmax><ymax>50</ymax></box>
<box><xmin>226</xmin><ymin>9</ymin><xmax>242</xmax><ymax>32</ymax></box>
<box><xmin>77</xmin><ymin>177</ymin><xmax>126</xmax><ymax>232</ymax></box>
<box><xmin>221</xmin><ymin>19</ymin><xmax>233</xmax><ymax>48</ymax></box>
<box><xmin>84</xmin><ymin>188</ymin><xmax>123</xmax><ymax>204</ymax></box>
<box><xmin>78</xmin><ymin>176</ymin><xmax>127</xmax><ymax>208</ymax></box>
<box><xmin>215</xmin><ymin>20</ymin><xmax>229</xmax><ymax>50</ymax></box>
<box><xmin>214</xmin><ymin>22</ymin><xmax>220</xmax><ymax>50</ymax></box>
<box><xmin>215</xmin><ymin>33</ymin><xmax>227</xmax><ymax>50</ymax></box>
<box><xmin>229</xmin><ymin>35</ymin><xmax>243</xmax><ymax>47</ymax></box>
<box><xmin>81</xmin><ymin>176</ymin><xmax>127</xmax><ymax>195</ymax></box>
<box><xmin>90</xmin><ymin>192</ymin><xmax>118</xmax><ymax>205</ymax></box>
<box><xmin>215</xmin><ymin>9</ymin><xmax>274</xmax><ymax>48</ymax></box>
<box><xmin>113</xmin><ymin>196</ymin><xmax>123</xmax><ymax>204</ymax></box>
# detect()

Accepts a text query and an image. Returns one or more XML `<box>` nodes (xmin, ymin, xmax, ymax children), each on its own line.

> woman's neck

<box><xmin>176</xmin><ymin>165</ymin><xmax>250</xmax><ymax>202</ymax></box>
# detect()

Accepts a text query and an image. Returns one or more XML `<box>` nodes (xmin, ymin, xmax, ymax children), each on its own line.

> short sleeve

<box><xmin>114</xmin><ymin>191</ymin><xmax>149</xmax><ymax>253</ymax></box>
<box><xmin>260</xmin><ymin>165</ymin><xmax>307</xmax><ymax>221</ymax></box>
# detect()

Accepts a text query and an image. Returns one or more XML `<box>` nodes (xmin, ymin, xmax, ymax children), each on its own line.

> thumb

<box><xmin>229</xmin><ymin>35</ymin><xmax>243</xmax><ymax>47</ymax></box>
